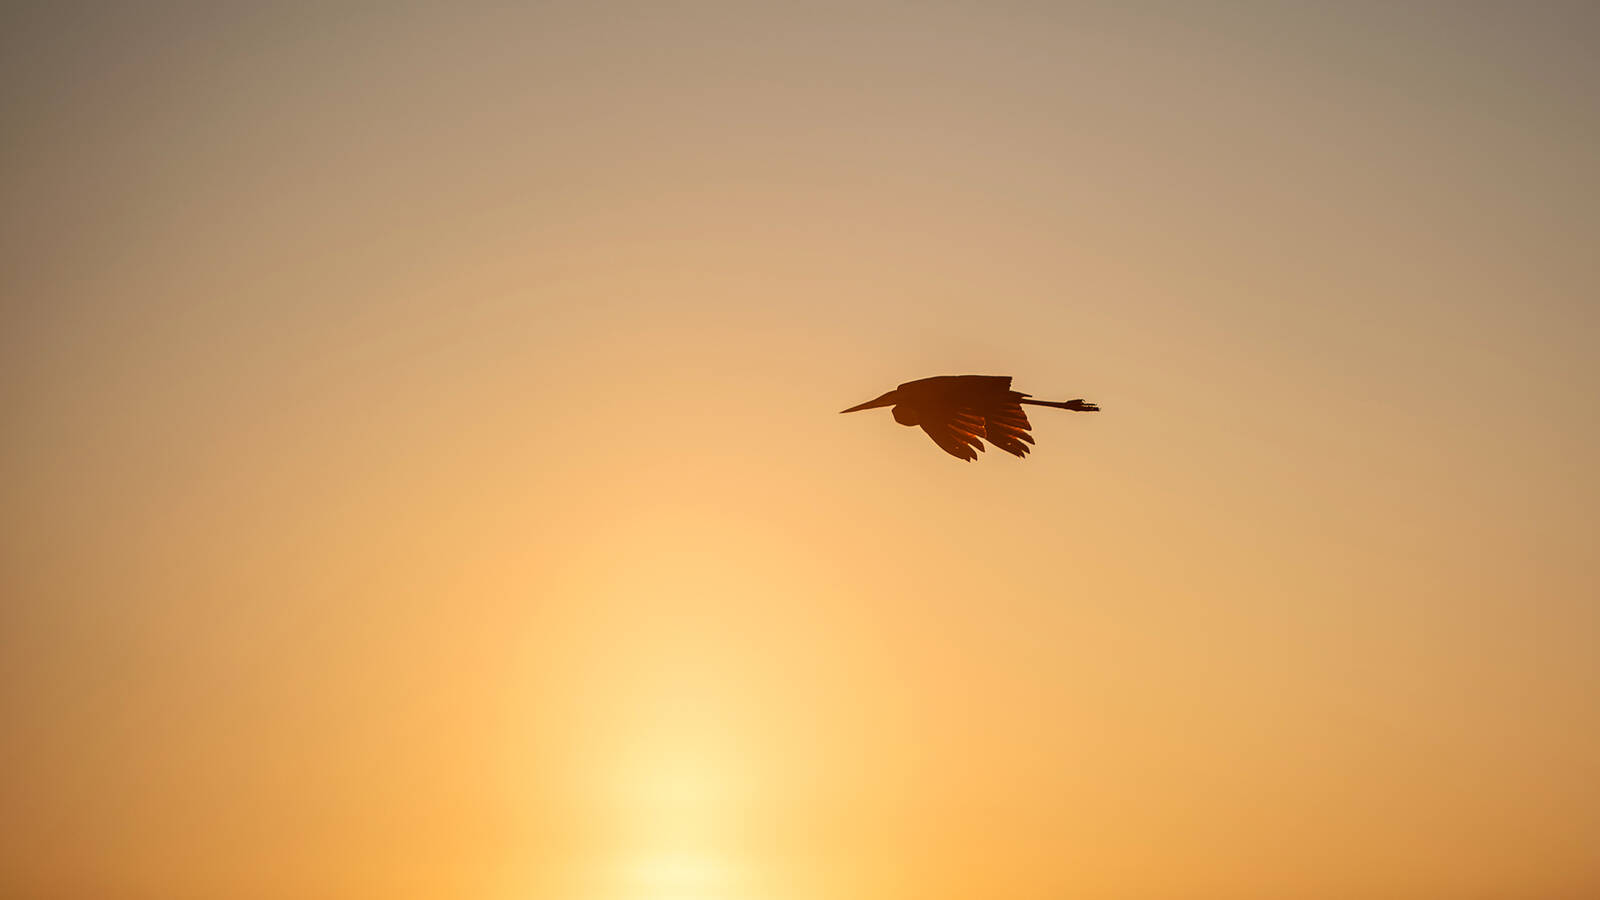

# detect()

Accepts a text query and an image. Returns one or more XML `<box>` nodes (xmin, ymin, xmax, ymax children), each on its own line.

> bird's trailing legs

<box><xmin>1020</xmin><ymin>398</ymin><xmax>1100</xmax><ymax>412</ymax></box>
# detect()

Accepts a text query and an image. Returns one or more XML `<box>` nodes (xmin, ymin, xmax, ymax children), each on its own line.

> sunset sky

<box><xmin>3</xmin><ymin>3</ymin><xmax>1597</xmax><ymax>899</ymax></box>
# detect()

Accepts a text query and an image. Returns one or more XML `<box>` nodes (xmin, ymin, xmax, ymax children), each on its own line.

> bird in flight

<box><xmin>840</xmin><ymin>375</ymin><xmax>1099</xmax><ymax>461</ymax></box>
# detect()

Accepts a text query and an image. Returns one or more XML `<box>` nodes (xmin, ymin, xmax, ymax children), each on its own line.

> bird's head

<box><xmin>838</xmin><ymin>390</ymin><xmax>899</xmax><ymax>415</ymax></box>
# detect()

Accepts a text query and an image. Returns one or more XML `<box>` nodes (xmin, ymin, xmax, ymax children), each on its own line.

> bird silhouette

<box><xmin>840</xmin><ymin>375</ymin><xmax>1099</xmax><ymax>461</ymax></box>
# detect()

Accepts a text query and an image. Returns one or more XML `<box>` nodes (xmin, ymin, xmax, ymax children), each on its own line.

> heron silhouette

<box><xmin>840</xmin><ymin>375</ymin><xmax>1099</xmax><ymax>461</ymax></box>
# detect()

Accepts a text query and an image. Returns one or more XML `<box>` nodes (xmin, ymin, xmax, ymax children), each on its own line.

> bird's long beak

<box><xmin>839</xmin><ymin>390</ymin><xmax>899</xmax><ymax>413</ymax></box>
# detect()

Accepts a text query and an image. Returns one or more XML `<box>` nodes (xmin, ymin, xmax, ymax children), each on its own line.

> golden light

<box><xmin>614</xmin><ymin>853</ymin><xmax>743</xmax><ymax>900</ymax></box>
<box><xmin>585</xmin><ymin>726</ymin><xmax>755</xmax><ymax>900</ymax></box>
<box><xmin>8</xmin><ymin>6</ymin><xmax>1598</xmax><ymax>900</ymax></box>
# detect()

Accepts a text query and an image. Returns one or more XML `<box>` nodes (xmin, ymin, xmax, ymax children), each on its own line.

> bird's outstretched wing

<box><xmin>917</xmin><ymin>395</ymin><xmax>1036</xmax><ymax>461</ymax></box>
<box><xmin>979</xmin><ymin>398</ymin><xmax>1035</xmax><ymax>458</ymax></box>
<box><xmin>920</xmin><ymin>414</ymin><xmax>987</xmax><ymax>461</ymax></box>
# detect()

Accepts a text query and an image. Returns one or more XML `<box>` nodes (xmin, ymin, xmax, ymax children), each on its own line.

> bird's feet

<box><xmin>1064</xmin><ymin>399</ymin><xmax>1100</xmax><ymax>412</ymax></box>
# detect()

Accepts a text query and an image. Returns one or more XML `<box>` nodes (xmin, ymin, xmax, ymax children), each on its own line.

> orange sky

<box><xmin>3</xmin><ymin>4</ymin><xmax>1597</xmax><ymax>899</ymax></box>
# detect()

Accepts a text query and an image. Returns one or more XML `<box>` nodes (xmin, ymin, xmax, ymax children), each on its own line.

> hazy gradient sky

<box><xmin>3</xmin><ymin>3</ymin><xmax>1598</xmax><ymax>899</ymax></box>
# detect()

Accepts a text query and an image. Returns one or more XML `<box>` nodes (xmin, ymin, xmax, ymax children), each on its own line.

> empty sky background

<box><xmin>3</xmin><ymin>3</ymin><xmax>1597</xmax><ymax>899</ymax></box>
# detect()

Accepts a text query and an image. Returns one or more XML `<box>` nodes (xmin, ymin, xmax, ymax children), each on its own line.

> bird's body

<box><xmin>840</xmin><ymin>375</ymin><xmax>1099</xmax><ymax>461</ymax></box>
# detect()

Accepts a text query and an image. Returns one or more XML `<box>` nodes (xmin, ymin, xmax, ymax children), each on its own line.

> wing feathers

<box><xmin>888</xmin><ymin>377</ymin><xmax>1049</xmax><ymax>460</ymax></box>
<box><xmin>920</xmin><ymin>422</ymin><xmax>982</xmax><ymax>460</ymax></box>
<box><xmin>917</xmin><ymin>394</ymin><xmax>1036</xmax><ymax>460</ymax></box>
